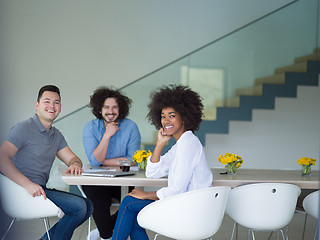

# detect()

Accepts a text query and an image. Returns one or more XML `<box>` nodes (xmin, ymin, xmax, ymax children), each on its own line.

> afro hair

<box><xmin>147</xmin><ymin>85</ymin><xmax>203</xmax><ymax>132</ymax></box>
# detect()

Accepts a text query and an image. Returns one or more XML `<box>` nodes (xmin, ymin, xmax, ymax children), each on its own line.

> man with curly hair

<box><xmin>112</xmin><ymin>85</ymin><xmax>213</xmax><ymax>240</ymax></box>
<box><xmin>82</xmin><ymin>87</ymin><xmax>141</xmax><ymax>240</ymax></box>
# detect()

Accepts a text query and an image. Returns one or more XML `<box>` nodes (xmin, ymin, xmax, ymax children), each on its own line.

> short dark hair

<box><xmin>37</xmin><ymin>85</ymin><xmax>61</xmax><ymax>102</ymax></box>
<box><xmin>90</xmin><ymin>87</ymin><xmax>132</xmax><ymax>120</ymax></box>
<box><xmin>147</xmin><ymin>85</ymin><xmax>203</xmax><ymax>132</ymax></box>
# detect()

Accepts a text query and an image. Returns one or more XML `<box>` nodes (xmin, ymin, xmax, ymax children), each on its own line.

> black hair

<box><xmin>37</xmin><ymin>85</ymin><xmax>61</xmax><ymax>102</ymax></box>
<box><xmin>147</xmin><ymin>85</ymin><xmax>203</xmax><ymax>132</ymax></box>
<box><xmin>90</xmin><ymin>87</ymin><xmax>132</xmax><ymax>120</ymax></box>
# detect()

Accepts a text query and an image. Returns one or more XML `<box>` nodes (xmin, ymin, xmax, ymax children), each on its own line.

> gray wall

<box><xmin>0</xmin><ymin>0</ymin><xmax>294</xmax><ymax>141</ymax></box>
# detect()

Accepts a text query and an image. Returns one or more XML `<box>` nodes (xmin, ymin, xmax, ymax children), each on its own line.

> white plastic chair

<box><xmin>302</xmin><ymin>190</ymin><xmax>319</xmax><ymax>240</ymax></box>
<box><xmin>0</xmin><ymin>174</ymin><xmax>63</xmax><ymax>240</ymax></box>
<box><xmin>226</xmin><ymin>183</ymin><xmax>301</xmax><ymax>240</ymax></box>
<box><xmin>295</xmin><ymin>189</ymin><xmax>318</xmax><ymax>240</ymax></box>
<box><xmin>137</xmin><ymin>186</ymin><xmax>231</xmax><ymax>240</ymax></box>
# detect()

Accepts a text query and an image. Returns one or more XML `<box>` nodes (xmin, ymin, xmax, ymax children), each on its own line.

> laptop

<box><xmin>82</xmin><ymin>168</ymin><xmax>135</xmax><ymax>178</ymax></box>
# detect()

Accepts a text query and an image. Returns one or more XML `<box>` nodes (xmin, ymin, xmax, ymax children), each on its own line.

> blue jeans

<box><xmin>112</xmin><ymin>196</ymin><xmax>154</xmax><ymax>240</ymax></box>
<box><xmin>41</xmin><ymin>187</ymin><xmax>93</xmax><ymax>240</ymax></box>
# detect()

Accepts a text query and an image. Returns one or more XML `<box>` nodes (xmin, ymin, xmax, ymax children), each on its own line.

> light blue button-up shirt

<box><xmin>83</xmin><ymin>118</ymin><xmax>141</xmax><ymax>167</ymax></box>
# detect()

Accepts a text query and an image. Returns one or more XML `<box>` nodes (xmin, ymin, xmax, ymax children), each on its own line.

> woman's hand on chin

<box><xmin>157</xmin><ymin>128</ymin><xmax>171</xmax><ymax>144</ymax></box>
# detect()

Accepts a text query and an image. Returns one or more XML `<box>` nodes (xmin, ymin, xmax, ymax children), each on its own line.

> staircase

<box><xmin>197</xmin><ymin>48</ymin><xmax>320</xmax><ymax>145</ymax></box>
<box><xmin>145</xmin><ymin>48</ymin><xmax>320</xmax><ymax>151</ymax></box>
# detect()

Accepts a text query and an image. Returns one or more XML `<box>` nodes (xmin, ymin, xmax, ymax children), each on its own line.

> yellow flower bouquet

<box><xmin>133</xmin><ymin>150</ymin><xmax>152</xmax><ymax>171</ymax></box>
<box><xmin>297</xmin><ymin>157</ymin><xmax>316</xmax><ymax>176</ymax></box>
<box><xmin>218</xmin><ymin>153</ymin><xmax>243</xmax><ymax>174</ymax></box>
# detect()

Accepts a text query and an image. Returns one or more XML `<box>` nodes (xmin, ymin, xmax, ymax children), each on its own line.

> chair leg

<box><xmin>86</xmin><ymin>216</ymin><xmax>91</xmax><ymax>240</ymax></box>
<box><xmin>230</xmin><ymin>222</ymin><xmax>237</xmax><ymax>240</ymax></box>
<box><xmin>1</xmin><ymin>218</ymin><xmax>15</xmax><ymax>240</ymax></box>
<box><xmin>314</xmin><ymin>225</ymin><xmax>318</xmax><ymax>240</ymax></box>
<box><xmin>43</xmin><ymin>217</ymin><xmax>51</xmax><ymax>240</ymax></box>
<box><xmin>301</xmin><ymin>214</ymin><xmax>308</xmax><ymax>240</ymax></box>
<box><xmin>45</xmin><ymin>217</ymin><xmax>51</xmax><ymax>229</ymax></box>
<box><xmin>267</xmin><ymin>231</ymin><xmax>274</xmax><ymax>240</ymax></box>
<box><xmin>279</xmin><ymin>229</ymin><xmax>285</xmax><ymax>240</ymax></box>
<box><xmin>153</xmin><ymin>233</ymin><xmax>159</xmax><ymax>240</ymax></box>
<box><xmin>236</xmin><ymin>222</ymin><xmax>238</xmax><ymax>240</ymax></box>
<box><xmin>248</xmin><ymin>229</ymin><xmax>255</xmax><ymax>240</ymax></box>
<box><xmin>269</xmin><ymin>229</ymin><xmax>285</xmax><ymax>240</ymax></box>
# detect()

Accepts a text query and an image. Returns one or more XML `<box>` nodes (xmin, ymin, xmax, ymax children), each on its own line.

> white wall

<box><xmin>205</xmin><ymin>76</ymin><xmax>320</xmax><ymax>170</ymax></box>
<box><xmin>0</xmin><ymin>0</ymin><xmax>294</xmax><ymax>141</ymax></box>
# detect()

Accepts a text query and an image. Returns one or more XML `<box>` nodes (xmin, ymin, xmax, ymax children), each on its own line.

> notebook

<box><xmin>82</xmin><ymin>168</ymin><xmax>135</xmax><ymax>178</ymax></box>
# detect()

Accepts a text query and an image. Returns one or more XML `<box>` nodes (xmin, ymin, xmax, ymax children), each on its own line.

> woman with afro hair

<box><xmin>112</xmin><ymin>85</ymin><xmax>213</xmax><ymax>240</ymax></box>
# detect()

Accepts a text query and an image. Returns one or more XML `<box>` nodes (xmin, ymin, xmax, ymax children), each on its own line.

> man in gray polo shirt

<box><xmin>0</xmin><ymin>85</ymin><xmax>93</xmax><ymax>240</ymax></box>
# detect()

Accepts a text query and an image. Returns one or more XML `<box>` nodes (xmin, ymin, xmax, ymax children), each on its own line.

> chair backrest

<box><xmin>137</xmin><ymin>186</ymin><xmax>231</xmax><ymax>240</ymax></box>
<box><xmin>303</xmin><ymin>190</ymin><xmax>319</xmax><ymax>219</ymax></box>
<box><xmin>0</xmin><ymin>174</ymin><xmax>60</xmax><ymax>219</ymax></box>
<box><xmin>226</xmin><ymin>183</ymin><xmax>301</xmax><ymax>230</ymax></box>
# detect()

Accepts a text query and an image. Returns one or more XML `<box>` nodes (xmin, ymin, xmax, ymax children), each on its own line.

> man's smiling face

<box><xmin>100</xmin><ymin>97</ymin><xmax>119</xmax><ymax>124</ymax></box>
<box><xmin>35</xmin><ymin>91</ymin><xmax>61</xmax><ymax>123</ymax></box>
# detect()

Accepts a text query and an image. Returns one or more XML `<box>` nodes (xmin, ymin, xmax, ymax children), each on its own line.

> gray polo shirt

<box><xmin>6</xmin><ymin>114</ymin><xmax>67</xmax><ymax>186</ymax></box>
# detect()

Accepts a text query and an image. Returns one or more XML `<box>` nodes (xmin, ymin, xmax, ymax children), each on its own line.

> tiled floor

<box><xmin>1</xmin><ymin>206</ymin><xmax>317</xmax><ymax>240</ymax></box>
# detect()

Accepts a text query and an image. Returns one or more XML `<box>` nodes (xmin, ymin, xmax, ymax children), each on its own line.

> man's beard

<box><xmin>103</xmin><ymin>114</ymin><xmax>118</xmax><ymax>124</ymax></box>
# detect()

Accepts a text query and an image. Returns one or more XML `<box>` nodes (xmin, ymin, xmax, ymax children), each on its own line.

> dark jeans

<box><xmin>82</xmin><ymin>185</ymin><xmax>121</xmax><ymax>239</ymax></box>
<box><xmin>112</xmin><ymin>196</ymin><xmax>154</xmax><ymax>240</ymax></box>
<box><xmin>41</xmin><ymin>187</ymin><xmax>93</xmax><ymax>240</ymax></box>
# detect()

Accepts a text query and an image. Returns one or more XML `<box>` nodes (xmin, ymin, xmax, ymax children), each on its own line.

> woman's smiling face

<box><xmin>161</xmin><ymin>107</ymin><xmax>185</xmax><ymax>140</ymax></box>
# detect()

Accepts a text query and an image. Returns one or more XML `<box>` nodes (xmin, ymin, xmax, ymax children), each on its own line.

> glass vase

<box><xmin>301</xmin><ymin>165</ymin><xmax>311</xmax><ymax>176</ymax></box>
<box><xmin>227</xmin><ymin>162</ymin><xmax>237</xmax><ymax>175</ymax></box>
<box><xmin>139</xmin><ymin>159</ymin><xmax>147</xmax><ymax>171</ymax></box>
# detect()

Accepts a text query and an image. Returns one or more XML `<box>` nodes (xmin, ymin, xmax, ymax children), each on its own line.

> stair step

<box><xmin>295</xmin><ymin>53</ymin><xmax>320</xmax><ymax>63</ymax></box>
<box><xmin>255</xmin><ymin>73</ymin><xmax>285</xmax><ymax>85</ymax></box>
<box><xmin>236</xmin><ymin>85</ymin><xmax>263</xmax><ymax>96</ymax></box>
<box><xmin>275</xmin><ymin>62</ymin><xmax>307</xmax><ymax>74</ymax></box>
<box><xmin>202</xmin><ymin>108</ymin><xmax>217</xmax><ymax>121</ymax></box>
<box><xmin>294</xmin><ymin>47</ymin><xmax>320</xmax><ymax>63</ymax></box>
<box><xmin>215</xmin><ymin>97</ymin><xmax>240</xmax><ymax>108</ymax></box>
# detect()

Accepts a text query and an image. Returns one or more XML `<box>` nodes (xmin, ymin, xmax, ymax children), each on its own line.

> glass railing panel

<box><xmin>188</xmin><ymin>0</ymin><xmax>320</xmax><ymax>121</ymax></box>
<box><xmin>122</xmin><ymin>57</ymin><xmax>190</xmax><ymax>145</ymax></box>
<box><xmin>49</xmin><ymin>0</ymin><xmax>320</xmax><ymax>190</ymax></box>
<box><xmin>48</xmin><ymin>58</ymin><xmax>190</xmax><ymax>190</ymax></box>
<box><xmin>47</xmin><ymin>107</ymin><xmax>93</xmax><ymax>190</ymax></box>
<box><xmin>318</xmin><ymin>0</ymin><xmax>320</xmax><ymax>48</ymax></box>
